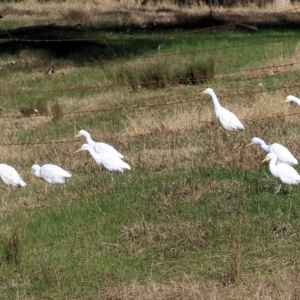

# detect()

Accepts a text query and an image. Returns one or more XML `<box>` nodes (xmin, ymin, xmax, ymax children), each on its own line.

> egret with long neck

<box><xmin>74</xmin><ymin>130</ymin><xmax>124</xmax><ymax>159</ymax></box>
<box><xmin>262</xmin><ymin>153</ymin><xmax>300</xmax><ymax>194</ymax></box>
<box><xmin>247</xmin><ymin>137</ymin><xmax>297</xmax><ymax>165</ymax></box>
<box><xmin>201</xmin><ymin>88</ymin><xmax>245</xmax><ymax>131</ymax></box>
<box><xmin>76</xmin><ymin>144</ymin><xmax>131</xmax><ymax>179</ymax></box>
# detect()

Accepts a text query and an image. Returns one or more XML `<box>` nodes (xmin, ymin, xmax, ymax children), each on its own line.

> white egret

<box><xmin>201</xmin><ymin>88</ymin><xmax>245</xmax><ymax>131</ymax></box>
<box><xmin>0</xmin><ymin>164</ymin><xmax>26</xmax><ymax>188</ymax></box>
<box><xmin>31</xmin><ymin>164</ymin><xmax>72</xmax><ymax>184</ymax></box>
<box><xmin>262</xmin><ymin>153</ymin><xmax>300</xmax><ymax>194</ymax></box>
<box><xmin>76</xmin><ymin>144</ymin><xmax>131</xmax><ymax>178</ymax></box>
<box><xmin>74</xmin><ymin>130</ymin><xmax>124</xmax><ymax>159</ymax></box>
<box><xmin>285</xmin><ymin>95</ymin><xmax>300</xmax><ymax>106</ymax></box>
<box><xmin>247</xmin><ymin>137</ymin><xmax>298</xmax><ymax>165</ymax></box>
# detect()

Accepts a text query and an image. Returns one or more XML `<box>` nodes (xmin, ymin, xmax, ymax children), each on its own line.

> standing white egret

<box><xmin>247</xmin><ymin>137</ymin><xmax>298</xmax><ymax>165</ymax></box>
<box><xmin>76</xmin><ymin>144</ymin><xmax>131</xmax><ymax>178</ymax></box>
<box><xmin>0</xmin><ymin>164</ymin><xmax>26</xmax><ymax>188</ymax></box>
<box><xmin>74</xmin><ymin>130</ymin><xmax>124</xmax><ymax>159</ymax></box>
<box><xmin>262</xmin><ymin>153</ymin><xmax>300</xmax><ymax>194</ymax></box>
<box><xmin>31</xmin><ymin>164</ymin><xmax>72</xmax><ymax>184</ymax></box>
<box><xmin>284</xmin><ymin>95</ymin><xmax>300</xmax><ymax>106</ymax></box>
<box><xmin>201</xmin><ymin>88</ymin><xmax>245</xmax><ymax>131</ymax></box>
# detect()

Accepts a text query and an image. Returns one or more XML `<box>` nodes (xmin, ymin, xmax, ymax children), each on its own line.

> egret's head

<box><xmin>262</xmin><ymin>153</ymin><xmax>277</xmax><ymax>163</ymax></box>
<box><xmin>200</xmin><ymin>88</ymin><xmax>214</xmax><ymax>95</ymax></box>
<box><xmin>285</xmin><ymin>95</ymin><xmax>297</xmax><ymax>103</ymax></box>
<box><xmin>31</xmin><ymin>164</ymin><xmax>40</xmax><ymax>173</ymax></box>
<box><xmin>74</xmin><ymin>129</ymin><xmax>88</xmax><ymax>138</ymax></box>
<box><xmin>75</xmin><ymin>144</ymin><xmax>90</xmax><ymax>153</ymax></box>
<box><xmin>246</xmin><ymin>137</ymin><xmax>262</xmax><ymax>147</ymax></box>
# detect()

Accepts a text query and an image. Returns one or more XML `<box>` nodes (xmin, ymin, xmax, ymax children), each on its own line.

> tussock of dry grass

<box><xmin>119</xmin><ymin>220</ymin><xmax>208</xmax><ymax>251</ymax></box>
<box><xmin>160</xmin><ymin>179</ymin><xmax>246</xmax><ymax>203</ymax></box>
<box><xmin>122</xmin><ymin>104</ymin><xmax>212</xmax><ymax>137</ymax></box>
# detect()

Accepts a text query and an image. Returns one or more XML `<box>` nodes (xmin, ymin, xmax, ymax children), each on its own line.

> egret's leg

<box><xmin>274</xmin><ymin>184</ymin><xmax>282</xmax><ymax>195</ymax></box>
<box><xmin>110</xmin><ymin>173</ymin><xmax>114</xmax><ymax>181</ymax></box>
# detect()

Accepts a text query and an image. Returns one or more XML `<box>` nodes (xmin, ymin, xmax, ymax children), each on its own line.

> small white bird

<box><xmin>284</xmin><ymin>95</ymin><xmax>300</xmax><ymax>106</ymax></box>
<box><xmin>262</xmin><ymin>153</ymin><xmax>300</xmax><ymax>194</ymax></box>
<box><xmin>74</xmin><ymin>130</ymin><xmax>124</xmax><ymax>159</ymax></box>
<box><xmin>76</xmin><ymin>144</ymin><xmax>131</xmax><ymax>178</ymax></box>
<box><xmin>247</xmin><ymin>137</ymin><xmax>298</xmax><ymax>165</ymax></box>
<box><xmin>201</xmin><ymin>88</ymin><xmax>245</xmax><ymax>131</ymax></box>
<box><xmin>31</xmin><ymin>164</ymin><xmax>72</xmax><ymax>184</ymax></box>
<box><xmin>0</xmin><ymin>164</ymin><xmax>26</xmax><ymax>187</ymax></box>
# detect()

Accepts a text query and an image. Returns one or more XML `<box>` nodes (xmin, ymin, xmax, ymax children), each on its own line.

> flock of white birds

<box><xmin>0</xmin><ymin>87</ymin><xmax>299</xmax><ymax>194</ymax></box>
<box><xmin>0</xmin><ymin>129</ymin><xmax>131</xmax><ymax>190</ymax></box>
<box><xmin>202</xmin><ymin>88</ymin><xmax>300</xmax><ymax>195</ymax></box>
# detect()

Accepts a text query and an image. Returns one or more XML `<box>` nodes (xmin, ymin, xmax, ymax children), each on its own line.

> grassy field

<box><xmin>1</xmin><ymin>2</ymin><xmax>300</xmax><ymax>299</ymax></box>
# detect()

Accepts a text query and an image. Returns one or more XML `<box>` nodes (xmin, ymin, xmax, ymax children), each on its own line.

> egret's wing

<box><xmin>94</xmin><ymin>142</ymin><xmax>124</xmax><ymax>159</ymax></box>
<box><xmin>41</xmin><ymin>164</ymin><xmax>71</xmax><ymax>184</ymax></box>
<box><xmin>217</xmin><ymin>107</ymin><xmax>245</xmax><ymax>131</ymax></box>
<box><xmin>277</xmin><ymin>163</ymin><xmax>300</xmax><ymax>184</ymax></box>
<box><xmin>270</xmin><ymin>143</ymin><xmax>298</xmax><ymax>165</ymax></box>
<box><xmin>101</xmin><ymin>154</ymin><xmax>131</xmax><ymax>172</ymax></box>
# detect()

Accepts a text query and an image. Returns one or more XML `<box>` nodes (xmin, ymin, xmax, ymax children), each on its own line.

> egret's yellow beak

<box><xmin>200</xmin><ymin>91</ymin><xmax>206</xmax><ymax>94</ymax></box>
<box><xmin>246</xmin><ymin>143</ymin><xmax>253</xmax><ymax>147</ymax></box>
<box><xmin>75</xmin><ymin>148</ymin><xmax>83</xmax><ymax>153</ymax></box>
<box><xmin>74</xmin><ymin>134</ymin><xmax>80</xmax><ymax>138</ymax></box>
<box><xmin>262</xmin><ymin>157</ymin><xmax>270</xmax><ymax>163</ymax></box>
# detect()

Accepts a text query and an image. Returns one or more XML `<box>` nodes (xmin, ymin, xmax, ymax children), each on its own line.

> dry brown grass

<box><xmin>102</xmin><ymin>269</ymin><xmax>300</xmax><ymax>300</ymax></box>
<box><xmin>118</xmin><ymin>220</ymin><xmax>209</xmax><ymax>251</ymax></box>
<box><xmin>0</xmin><ymin>1</ymin><xmax>299</xmax><ymax>29</ymax></box>
<box><xmin>160</xmin><ymin>179</ymin><xmax>247</xmax><ymax>203</ymax></box>
<box><xmin>122</xmin><ymin>87</ymin><xmax>287</xmax><ymax>137</ymax></box>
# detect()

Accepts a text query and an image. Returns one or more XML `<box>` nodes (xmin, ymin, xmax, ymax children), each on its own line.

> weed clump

<box><xmin>51</xmin><ymin>99</ymin><xmax>63</xmax><ymax>123</ymax></box>
<box><xmin>177</xmin><ymin>59</ymin><xmax>215</xmax><ymax>85</ymax></box>
<box><xmin>2</xmin><ymin>226</ymin><xmax>21</xmax><ymax>265</ymax></box>
<box><xmin>117</xmin><ymin>58</ymin><xmax>214</xmax><ymax>91</ymax></box>
<box><xmin>19</xmin><ymin>99</ymin><xmax>49</xmax><ymax>117</ymax></box>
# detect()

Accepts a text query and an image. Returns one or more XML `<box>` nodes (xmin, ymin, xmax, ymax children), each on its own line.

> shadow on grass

<box><xmin>0</xmin><ymin>39</ymin><xmax>165</xmax><ymax>62</ymax></box>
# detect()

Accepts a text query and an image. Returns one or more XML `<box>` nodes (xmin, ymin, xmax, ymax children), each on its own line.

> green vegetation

<box><xmin>1</xmin><ymin>16</ymin><xmax>300</xmax><ymax>299</ymax></box>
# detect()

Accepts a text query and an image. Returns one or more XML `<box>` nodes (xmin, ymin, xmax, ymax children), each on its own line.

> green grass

<box><xmin>1</xmin><ymin>23</ymin><xmax>300</xmax><ymax>299</ymax></box>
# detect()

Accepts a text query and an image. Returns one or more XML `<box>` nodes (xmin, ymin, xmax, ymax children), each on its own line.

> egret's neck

<box><xmin>269</xmin><ymin>157</ymin><xmax>279</xmax><ymax>176</ymax></box>
<box><xmin>84</xmin><ymin>133</ymin><xmax>95</xmax><ymax>147</ymax></box>
<box><xmin>209</xmin><ymin>92</ymin><xmax>222</xmax><ymax>111</ymax></box>
<box><xmin>86</xmin><ymin>146</ymin><xmax>102</xmax><ymax>163</ymax></box>
<box><xmin>258</xmin><ymin>140</ymin><xmax>269</xmax><ymax>152</ymax></box>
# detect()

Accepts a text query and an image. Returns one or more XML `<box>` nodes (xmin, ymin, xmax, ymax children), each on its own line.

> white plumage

<box><xmin>76</xmin><ymin>144</ymin><xmax>131</xmax><ymax>174</ymax></box>
<box><xmin>201</xmin><ymin>88</ymin><xmax>245</xmax><ymax>131</ymax></box>
<box><xmin>74</xmin><ymin>129</ymin><xmax>124</xmax><ymax>159</ymax></box>
<box><xmin>247</xmin><ymin>137</ymin><xmax>298</xmax><ymax>165</ymax></box>
<box><xmin>285</xmin><ymin>95</ymin><xmax>300</xmax><ymax>106</ymax></box>
<box><xmin>262</xmin><ymin>153</ymin><xmax>300</xmax><ymax>194</ymax></box>
<box><xmin>0</xmin><ymin>164</ymin><xmax>26</xmax><ymax>187</ymax></box>
<box><xmin>31</xmin><ymin>164</ymin><xmax>72</xmax><ymax>184</ymax></box>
